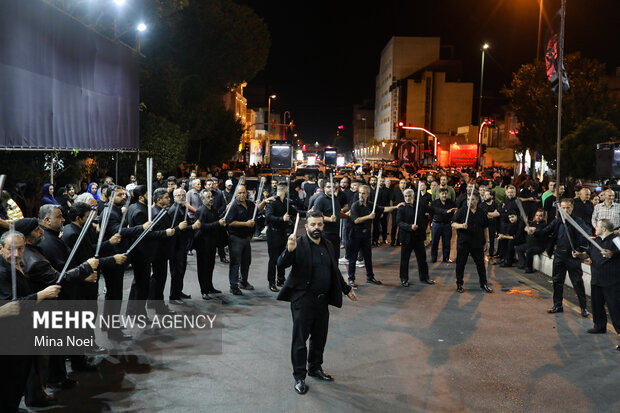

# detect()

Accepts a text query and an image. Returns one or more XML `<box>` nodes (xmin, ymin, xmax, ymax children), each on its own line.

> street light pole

<box><xmin>477</xmin><ymin>43</ymin><xmax>489</xmax><ymax>170</ymax></box>
<box><xmin>283</xmin><ymin>111</ymin><xmax>291</xmax><ymax>140</ymax></box>
<box><xmin>537</xmin><ymin>0</ymin><xmax>544</xmax><ymax>60</ymax></box>
<box><xmin>267</xmin><ymin>94</ymin><xmax>276</xmax><ymax>138</ymax></box>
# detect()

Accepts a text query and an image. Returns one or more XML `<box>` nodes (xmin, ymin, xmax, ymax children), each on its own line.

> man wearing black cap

<box><xmin>277</xmin><ymin>210</ymin><xmax>357</xmax><ymax>395</ymax></box>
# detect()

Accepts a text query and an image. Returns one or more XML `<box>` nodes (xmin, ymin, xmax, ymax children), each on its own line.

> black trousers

<box><xmin>217</xmin><ymin>227</ymin><xmax>228</xmax><ymax>260</ymax></box>
<box><xmin>348</xmin><ymin>230</ymin><xmax>374</xmax><ymax>280</ymax></box>
<box><xmin>455</xmin><ymin>244</ymin><xmax>488</xmax><ymax>286</ymax></box>
<box><xmin>169</xmin><ymin>243</ymin><xmax>189</xmax><ymax>300</ymax></box>
<box><xmin>390</xmin><ymin>212</ymin><xmax>399</xmax><ymax>244</ymax></box>
<box><xmin>127</xmin><ymin>254</ymin><xmax>151</xmax><ymax>316</ymax></box>
<box><xmin>379</xmin><ymin>214</ymin><xmax>388</xmax><ymax>242</ymax></box>
<box><xmin>430</xmin><ymin>222</ymin><xmax>451</xmax><ymax>261</ymax></box>
<box><xmin>488</xmin><ymin>225</ymin><xmax>497</xmax><ymax>256</ymax></box>
<box><xmin>196</xmin><ymin>241</ymin><xmax>217</xmax><ymax>294</ymax></box>
<box><xmin>501</xmin><ymin>239</ymin><xmax>524</xmax><ymax>265</ymax></box>
<box><xmin>0</xmin><ymin>355</ymin><xmax>31</xmax><ymax>413</ymax></box>
<box><xmin>551</xmin><ymin>249</ymin><xmax>587</xmax><ymax>309</ymax></box>
<box><xmin>591</xmin><ymin>283</ymin><xmax>620</xmax><ymax>333</ymax></box>
<box><xmin>324</xmin><ymin>233</ymin><xmax>340</xmax><ymax>260</ymax></box>
<box><xmin>291</xmin><ymin>293</ymin><xmax>329</xmax><ymax>381</ymax></box>
<box><xmin>400</xmin><ymin>240</ymin><xmax>429</xmax><ymax>282</ymax></box>
<box><xmin>149</xmin><ymin>255</ymin><xmax>168</xmax><ymax>303</ymax></box>
<box><xmin>267</xmin><ymin>229</ymin><xmax>287</xmax><ymax>285</ymax></box>
<box><xmin>515</xmin><ymin>244</ymin><xmax>544</xmax><ymax>270</ymax></box>
<box><xmin>102</xmin><ymin>267</ymin><xmax>124</xmax><ymax>319</ymax></box>
<box><xmin>229</xmin><ymin>235</ymin><xmax>251</xmax><ymax>288</ymax></box>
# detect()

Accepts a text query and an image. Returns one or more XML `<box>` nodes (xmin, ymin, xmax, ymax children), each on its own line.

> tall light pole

<box><xmin>283</xmin><ymin>110</ymin><xmax>291</xmax><ymax>140</ymax></box>
<box><xmin>267</xmin><ymin>94</ymin><xmax>276</xmax><ymax>137</ymax></box>
<box><xmin>536</xmin><ymin>0</ymin><xmax>544</xmax><ymax>60</ymax></box>
<box><xmin>477</xmin><ymin>43</ymin><xmax>489</xmax><ymax>169</ymax></box>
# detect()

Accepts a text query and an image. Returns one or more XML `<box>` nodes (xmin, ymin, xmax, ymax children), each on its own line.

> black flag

<box><xmin>545</xmin><ymin>9</ymin><xmax>570</xmax><ymax>95</ymax></box>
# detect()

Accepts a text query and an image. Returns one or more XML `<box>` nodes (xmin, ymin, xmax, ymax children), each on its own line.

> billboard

<box><xmin>0</xmin><ymin>0</ymin><xmax>139</xmax><ymax>151</ymax></box>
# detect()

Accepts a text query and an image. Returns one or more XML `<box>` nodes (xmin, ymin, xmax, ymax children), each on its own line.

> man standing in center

<box><xmin>348</xmin><ymin>185</ymin><xmax>402</xmax><ymax>287</ymax></box>
<box><xmin>397</xmin><ymin>189</ymin><xmax>435</xmax><ymax>287</ymax></box>
<box><xmin>451</xmin><ymin>192</ymin><xmax>493</xmax><ymax>293</ymax></box>
<box><xmin>277</xmin><ymin>210</ymin><xmax>357</xmax><ymax>395</ymax></box>
<box><xmin>226</xmin><ymin>184</ymin><xmax>269</xmax><ymax>295</ymax></box>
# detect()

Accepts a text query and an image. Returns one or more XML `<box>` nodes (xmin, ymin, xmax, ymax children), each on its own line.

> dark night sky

<box><xmin>240</xmin><ymin>0</ymin><xmax>620</xmax><ymax>144</ymax></box>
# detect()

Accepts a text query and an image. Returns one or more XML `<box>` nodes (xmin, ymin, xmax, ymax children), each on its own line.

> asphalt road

<box><xmin>29</xmin><ymin>234</ymin><xmax>620</xmax><ymax>413</ymax></box>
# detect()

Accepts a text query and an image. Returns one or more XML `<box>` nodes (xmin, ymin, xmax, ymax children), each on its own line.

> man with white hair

<box><xmin>186</xmin><ymin>178</ymin><xmax>203</xmax><ymax>220</ymax></box>
<box><xmin>591</xmin><ymin>189</ymin><xmax>620</xmax><ymax>233</ymax></box>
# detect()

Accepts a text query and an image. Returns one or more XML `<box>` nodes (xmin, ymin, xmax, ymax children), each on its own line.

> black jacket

<box><xmin>265</xmin><ymin>196</ymin><xmax>290</xmax><ymax>233</ymax></box>
<box><xmin>0</xmin><ymin>256</ymin><xmax>37</xmax><ymax>301</ymax></box>
<box><xmin>100</xmin><ymin>205</ymin><xmax>143</xmax><ymax>258</ymax></box>
<box><xmin>396</xmin><ymin>203</ymin><xmax>429</xmax><ymax>244</ymax></box>
<box><xmin>195</xmin><ymin>205</ymin><xmax>222</xmax><ymax>247</ymax></box>
<box><xmin>37</xmin><ymin>226</ymin><xmax>70</xmax><ymax>272</ymax></box>
<box><xmin>62</xmin><ymin>223</ymin><xmax>117</xmax><ymax>271</ymax></box>
<box><xmin>430</xmin><ymin>199</ymin><xmax>456</xmax><ymax>224</ymax></box>
<box><xmin>277</xmin><ymin>235</ymin><xmax>351</xmax><ymax>308</ymax></box>
<box><xmin>21</xmin><ymin>244</ymin><xmax>93</xmax><ymax>293</ymax></box>
<box><xmin>168</xmin><ymin>202</ymin><xmax>194</xmax><ymax>247</ymax></box>
<box><xmin>127</xmin><ymin>202</ymin><xmax>169</xmax><ymax>259</ymax></box>
<box><xmin>587</xmin><ymin>235</ymin><xmax>620</xmax><ymax>287</ymax></box>
<box><xmin>522</xmin><ymin>221</ymin><xmax>548</xmax><ymax>250</ymax></box>
<box><xmin>534</xmin><ymin>215</ymin><xmax>592</xmax><ymax>254</ymax></box>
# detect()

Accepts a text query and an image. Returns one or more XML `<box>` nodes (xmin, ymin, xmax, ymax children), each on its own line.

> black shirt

<box><xmin>500</xmin><ymin>219</ymin><xmax>526</xmax><ymax>245</ymax></box>
<box><xmin>265</xmin><ymin>196</ymin><xmax>289</xmax><ymax>233</ymax></box>
<box><xmin>452</xmin><ymin>206</ymin><xmax>489</xmax><ymax>248</ymax></box>
<box><xmin>391</xmin><ymin>188</ymin><xmax>405</xmax><ymax>206</ymax></box>
<box><xmin>313</xmin><ymin>194</ymin><xmax>341</xmax><ymax>235</ymax></box>
<box><xmin>535</xmin><ymin>215</ymin><xmax>592</xmax><ymax>250</ymax></box>
<box><xmin>480</xmin><ymin>200</ymin><xmax>500</xmax><ymax>228</ymax></box>
<box><xmin>572</xmin><ymin>200</ymin><xmax>594</xmax><ymax>228</ymax></box>
<box><xmin>430</xmin><ymin>199</ymin><xmax>456</xmax><ymax>224</ymax></box>
<box><xmin>587</xmin><ymin>235</ymin><xmax>620</xmax><ymax>286</ymax></box>
<box><xmin>226</xmin><ymin>200</ymin><xmax>256</xmax><ymax>238</ymax></box>
<box><xmin>350</xmin><ymin>200</ymin><xmax>384</xmax><ymax>232</ymax></box>
<box><xmin>498</xmin><ymin>196</ymin><xmax>519</xmax><ymax>223</ymax></box>
<box><xmin>309</xmin><ymin>240</ymin><xmax>332</xmax><ymax>294</ymax></box>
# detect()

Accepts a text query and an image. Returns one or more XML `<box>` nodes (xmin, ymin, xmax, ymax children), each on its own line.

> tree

<box><xmin>560</xmin><ymin>118</ymin><xmax>618</xmax><ymax>180</ymax></box>
<box><xmin>140</xmin><ymin>113</ymin><xmax>190</xmax><ymax>176</ymax></box>
<box><xmin>502</xmin><ymin>54</ymin><xmax>617</xmax><ymax>160</ymax></box>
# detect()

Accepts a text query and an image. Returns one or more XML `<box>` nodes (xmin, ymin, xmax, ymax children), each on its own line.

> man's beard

<box><xmin>308</xmin><ymin>229</ymin><xmax>322</xmax><ymax>239</ymax></box>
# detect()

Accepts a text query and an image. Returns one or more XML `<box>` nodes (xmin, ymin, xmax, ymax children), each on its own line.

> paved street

<box><xmin>36</xmin><ymin>235</ymin><xmax>620</xmax><ymax>413</ymax></box>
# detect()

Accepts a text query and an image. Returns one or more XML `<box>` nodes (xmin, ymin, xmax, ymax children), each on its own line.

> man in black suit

<box><xmin>397</xmin><ymin>188</ymin><xmax>435</xmax><ymax>287</ymax></box>
<box><xmin>515</xmin><ymin>209</ymin><xmax>547</xmax><ymax>273</ymax></box>
<box><xmin>195</xmin><ymin>190</ymin><xmax>226</xmax><ymax>300</ymax></box>
<box><xmin>265</xmin><ymin>182</ymin><xmax>291</xmax><ymax>292</ymax></box>
<box><xmin>277</xmin><ymin>210</ymin><xmax>358</xmax><ymax>395</ymax></box>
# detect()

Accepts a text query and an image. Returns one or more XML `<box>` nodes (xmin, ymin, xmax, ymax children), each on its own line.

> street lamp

<box><xmin>268</xmin><ymin>94</ymin><xmax>276</xmax><ymax>137</ymax></box>
<box><xmin>136</xmin><ymin>22</ymin><xmax>147</xmax><ymax>53</ymax></box>
<box><xmin>476</xmin><ymin>43</ymin><xmax>489</xmax><ymax>169</ymax></box>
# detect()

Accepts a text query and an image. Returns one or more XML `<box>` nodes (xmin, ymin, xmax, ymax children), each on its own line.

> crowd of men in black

<box><xmin>0</xmin><ymin>168</ymin><xmax>619</xmax><ymax>406</ymax></box>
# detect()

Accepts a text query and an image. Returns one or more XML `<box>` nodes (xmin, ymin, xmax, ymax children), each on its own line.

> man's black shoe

<box><xmin>220</xmin><ymin>258</ymin><xmax>230</xmax><ymax>264</ymax></box>
<box><xmin>348</xmin><ymin>280</ymin><xmax>358</xmax><ymax>288</ymax></box>
<box><xmin>581</xmin><ymin>308</ymin><xmax>590</xmax><ymax>318</ymax></box>
<box><xmin>230</xmin><ymin>288</ymin><xmax>243</xmax><ymax>296</ymax></box>
<box><xmin>27</xmin><ymin>395</ymin><xmax>58</xmax><ymax>408</ymax></box>
<box><xmin>421</xmin><ymin>279</ymin><xmax>436</xmax><ymax>285</ymax></box>
<box><xmin>367</xmin><ymin>277</ymin><xmax>382</xmax><ymax>285</ymax></box>
<box><xmin>456</xmin><ymin>285</ymin><xmax>464</xmax><ymax>293</ymax></box>
<box><xmin>294</xmin><ymin>379</ymin><xmax>308</xmax><ymax>394</ymax></box>
<box><xmin>481</xmin><ymin>284</ymin><xmax>494</xmax><ymax>293</ymax></box>
<box><xmin>443</xmin><ymin>259</ymin><xmax>453</xmax><ymax>263</ymax></box>
<box><xmin>239</xmin><ymin>282</ymin><xmax>255</xmax><ymax>290</ymax></box>
<box><xmin>209</xmin><ymin>288</ymin><xmax>222</xmax><ymax>294</ymax></box>
<box><xmin>180</xmin><ymin>292</ymin><xmax>191</xmax><ymax>299</ymax></box>
<box><xmin>108</xmin><ymin>330</ymin><xmax>132</xmax><ymax>341</ymax></box>
<box><xmin>308</xmin><ymin>369</ymin><xmax>334</xmax><ymax>382</ymax></box>
<box><xmin>401</xmin><ymin>281</ymin><xmax>409</xmax><ymax>287</ymax></box>
<box><xmin>587</xmin><ymin>328</ymin><xmax>606</xmax><ymax>334</ymax></box>
<box><xmin>276</xmin><ymin>280</ymin><xmax>284</xmax><ymax>287</ymax></box>
<box><xmin>547</xmin><ymin>306</ymin><xmax>563</xmax><ymax>314</ymax></box>
<box><xmin>202</xmin><ymin>293</ymin><xmax>211</xmax><ymax>300</ymax></box>
<box><xmin>269</xmin><ymin>285</ymin><xmax>279</xmax><ymax>292</ymax></box>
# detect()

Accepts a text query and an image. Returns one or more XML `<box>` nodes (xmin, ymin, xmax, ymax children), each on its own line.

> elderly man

<box><xmin>186</xmin><ymin>178</ymin><xmax>203</xmax><ymax>220</ymax></box>
<box><xmin>572</xmin><ymin>219</ymin><xmax>620</xmax><ymax>350</ymax></box>
<box><xmin>572</xmin><ymin>187</ymin><xmax>594</xmax><ymax>231</ymax></box>
<box><xmin>591</xmin><ymin>189</ymin><xmax>620</xmax><ymax>233</ymax></box>
<box><xmin>0</xmin><ymin>231</ymin><xmax>62</xmax><ymax>412</ymax></box>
